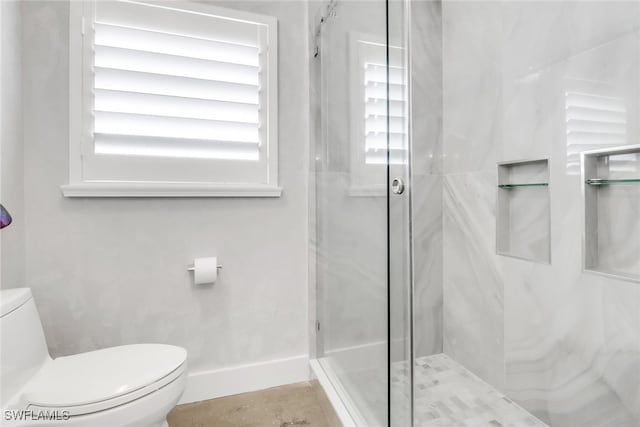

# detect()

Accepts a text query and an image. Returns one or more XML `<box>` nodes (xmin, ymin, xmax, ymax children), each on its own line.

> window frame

<box><xmin>63</xmin><ymin>0</ymin><xmax>281</xmax><ymax>197</ymax></box>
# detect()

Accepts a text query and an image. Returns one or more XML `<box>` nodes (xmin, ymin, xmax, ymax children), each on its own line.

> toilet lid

<box><xmin>22</xmin><ymin>344</ymin><xmax>186</xmax><ymax>410</ymax></box>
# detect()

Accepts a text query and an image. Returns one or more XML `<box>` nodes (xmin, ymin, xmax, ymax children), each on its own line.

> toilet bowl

<box><xmin>0</xmin><ymin>288</ymin><xmax>187</xmax><ymax>427</ymax></box>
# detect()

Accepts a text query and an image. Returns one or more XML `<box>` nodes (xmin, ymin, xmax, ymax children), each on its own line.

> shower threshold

<box><xmin>312</xmin><ymin>352</ymin><xmax>547</xmax><ymax>426</ymax></box>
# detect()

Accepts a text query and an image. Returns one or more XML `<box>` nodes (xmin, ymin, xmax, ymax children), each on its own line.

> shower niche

<box><xmin>497</xmin><ymin>159</ymin><xmax>550</xmax><ymax>263</ymax></box>
<box><xmin>582</xmin><ymin>145</ymin><xmax>640</xmax><ymax>282</ymax></box>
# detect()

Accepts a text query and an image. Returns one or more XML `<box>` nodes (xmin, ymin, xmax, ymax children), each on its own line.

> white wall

<box><xmin>0</xmin><ymin>0</ymin><xmax>25</xmax><ymax>289</ymax></box>
<box><xmin>21</xmin><ymin>0</ymin><xmax>310</xmax><ymax>397</ymax></box>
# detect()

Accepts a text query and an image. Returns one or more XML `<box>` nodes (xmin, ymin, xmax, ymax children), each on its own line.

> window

<box><xmin>362</xmin><ymin>51</ymin><xmax>406</xmax><ymax>166</ymax></box>
<box><xmin>565</xmin><ymin>90</ymin><xmax>627</xmax><ymax>175</ymax></box>
<box><xmin>63</xmin><ymin>1</ymin><xmax>279</xmax><ymax>197</ymax></box>
<box><xmin>348</xmin><ymin>34</ymin><xmax>407</xmax><ymax>196</ymax></box>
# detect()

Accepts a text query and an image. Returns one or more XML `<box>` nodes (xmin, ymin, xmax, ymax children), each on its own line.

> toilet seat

<box><xmin>20</xmin><ymin>344</ymin><xmax>187</xmax><ymax>417</ymax></box>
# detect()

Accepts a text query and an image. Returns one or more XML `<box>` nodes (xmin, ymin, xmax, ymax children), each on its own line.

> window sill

<box><xmin>61</xmin><ymin>182</ymin><xmax>283</xmax><ymax>198</ymax></box>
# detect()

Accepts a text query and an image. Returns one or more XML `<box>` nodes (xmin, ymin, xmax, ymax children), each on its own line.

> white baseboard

<box><xmin>179</xmin><ymin>354</ymin><xmax>310</xmax><ymax>404</ymax></box>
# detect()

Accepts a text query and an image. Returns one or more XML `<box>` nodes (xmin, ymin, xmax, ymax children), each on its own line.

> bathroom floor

<box><xmin>168</xmin><ymin>356</ymin><xmax>546</xmax><ymax>427</ymax></box>
<box><xmin>409</xmin><ymin>354</ymin><xmax>547</xmax><ymax>427</ymax></box>
<box><xmin>168</xmin><ymin>381</ymin><xmax>340</xmax><ymax>427</ymax></box>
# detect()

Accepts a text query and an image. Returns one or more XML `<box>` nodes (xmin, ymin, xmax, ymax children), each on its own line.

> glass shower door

<box><xmin>387</xmin><ymin>0</ymin><xmax>413</xmax><ymax>425</ymax></box>
<box><xmin>314</xmin><ymin>1</ymin><xmax>390</xmax><ymax>424</ymax></box>
<box><xmin>313</xmin><ymin>0</ymin><xmax>413</xmax><ymax>425</ymax></box>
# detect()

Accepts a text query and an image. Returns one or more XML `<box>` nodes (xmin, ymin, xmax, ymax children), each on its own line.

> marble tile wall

<box><xmin>502</xmin><ymin>7</ymin><xmax>640</xmax><ymax>425</ymax></box>
<box><xmin>443</xmin><ymin>170</ymin><xmax>505</xmax><ymax>390</ymax></box>
<box><xmin>411</xmin><ymin>0</ymin><xmax>444</xmax><ymax>359</ymax></box>
<box><xmin>441</xmin><ymin>1</ymin><xmax>640</xmax><ymax>426</ymax></box>
<box><xmin>442</xmin><ymin>0</ymin><xmax>505</xmax><ymax>390</ymax></box>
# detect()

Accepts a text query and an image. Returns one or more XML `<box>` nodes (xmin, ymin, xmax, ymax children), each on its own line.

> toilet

<box><xmin>0</xmin><ymin>288</ymin><xmax>187</xmax><ymax>427</ymax></box>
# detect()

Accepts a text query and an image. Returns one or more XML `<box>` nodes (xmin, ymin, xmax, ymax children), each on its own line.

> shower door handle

<box><xmin>391</xmin><ymin>177</ymin><xmax>405</xmax><ymax>195</ymax></box>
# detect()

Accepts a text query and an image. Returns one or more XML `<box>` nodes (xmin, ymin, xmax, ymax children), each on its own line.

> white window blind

<box><xmin>364</xmin><ymin>61</ymin><xmax>407</xmax><ymax>165</ymax></box>
<box><xmin>348</xmin><ymin>35</ymin><xmax>407</xmax><ymax>194</ymax></box>
<box><xmin>565</xmin><ymin>91</ymin><xmax>628</xmax><ymax>174</ymax></box>
<box><xmin>64</xmin><ymin>1</ymin><xmax>279</xmax><ymax>197</ymax></box>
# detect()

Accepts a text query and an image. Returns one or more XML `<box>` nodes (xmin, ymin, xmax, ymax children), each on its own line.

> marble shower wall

<box><xmin>442</xmin><ymin>0</ymin><xmax>505</xmax><ymax>389</ymax></box>
<box><xmin>411</xmin><ymin>0</ymin><xmax>444</xmax><ymax>359</ymax></box>
<box><xmin>441</xmin><ymin>1</ymin><xmax>640</xmax><ymax>426</ymax></box>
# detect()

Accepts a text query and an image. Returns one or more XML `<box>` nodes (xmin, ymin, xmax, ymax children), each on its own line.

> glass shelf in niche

<box><xmin>582</xmin><ymin>145</ymin><xmax>640</xmax><ymax>283</ymax></box>
<box><xmin>586</xmin><ymin>178</ymin><xmax>640</xmax><ymax>185</ymax></box>
<box><xmin>496</xmin><ymin>159</ymin><xmax>551</xmax><ymax>264</ymax></box>
<box><xmin>498</xmin><ymin>183</ymin><xmax>549</xmax><ymax>189</ymax></box>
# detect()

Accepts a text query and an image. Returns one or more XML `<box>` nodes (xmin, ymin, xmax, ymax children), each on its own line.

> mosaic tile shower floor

<box><xmin>405</xmin><ymin>354</ymin><xmax>548</xmax><ymax>427</ymax></box>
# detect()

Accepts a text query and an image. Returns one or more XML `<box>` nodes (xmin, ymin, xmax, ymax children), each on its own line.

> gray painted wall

<box><xmin>20</xmin><ymin>0</ymin><xmax>311</xmax><ymax>375</ymax></box>
<box><xmin>0</xmin><ymin>0</ymin><xmax>25</xmax><ymax>290</ymax></box>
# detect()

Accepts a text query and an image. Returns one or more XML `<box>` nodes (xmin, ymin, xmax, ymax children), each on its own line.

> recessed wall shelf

<box><xmin>581</xmin><ymin>145</ymin><xmax>640</xmax><ymax>282</ymax></box>
<box><xmin>497</xmin><ymin>159</ymin><xmax>551</xmax><ymax>264</ymax></box>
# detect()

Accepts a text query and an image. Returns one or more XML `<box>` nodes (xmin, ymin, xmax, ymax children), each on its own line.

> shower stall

<box><xmin>309</xmin><ymin>0</ymin><xmax>640</xmax><ymax>426</ymax></box>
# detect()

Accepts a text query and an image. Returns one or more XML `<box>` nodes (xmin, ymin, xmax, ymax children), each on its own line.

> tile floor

<box><xmin>338</xmin><ymin>353</ymin><xmax>547</xmax><ymax>426</ymax></box>
<box><xmin>168</xmin><ymin>380</ymin><xmax>341</xmax><ymax>427</ymax></box>
<box><xmin>409</xmin><ymin>354</ymin><xmax>547</xmax><ymax>427</ymax></box>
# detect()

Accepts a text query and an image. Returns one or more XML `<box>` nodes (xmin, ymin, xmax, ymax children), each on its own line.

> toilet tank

<box><xmin>0</xmin><ymin>288</ymin><xmax>51</xmax><ymax>406</ymax></box>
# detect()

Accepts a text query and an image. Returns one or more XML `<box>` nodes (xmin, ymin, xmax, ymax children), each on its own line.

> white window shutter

<box><xmin>565</xmin><ymin>91</ymin><xmax>628</xmax><ymax>174</ymax></box>
<box><xmin>349</xmin><ymin>36</ymin><xmax>407</xmax><ymax>193</ymax></box>
<box><xmin>64</xmin><ymin>1</ymin><xmax>279</xmax><ymax>196</ymax></box>
<box><xmin>93</xmin><ymin>2</ymin><xmax>263</xmax><ymax>161</ymax></box>
<box><xmin>364</xmin><ymin>61</ymin><xmax>406</xmax><ymax>165</ymax></box>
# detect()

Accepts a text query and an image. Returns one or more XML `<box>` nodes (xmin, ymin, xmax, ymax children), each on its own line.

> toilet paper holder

<box><xmin>187</xmin><ymin>264</ymin><xmax>223</xmax><ymax>271</ymax></box>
